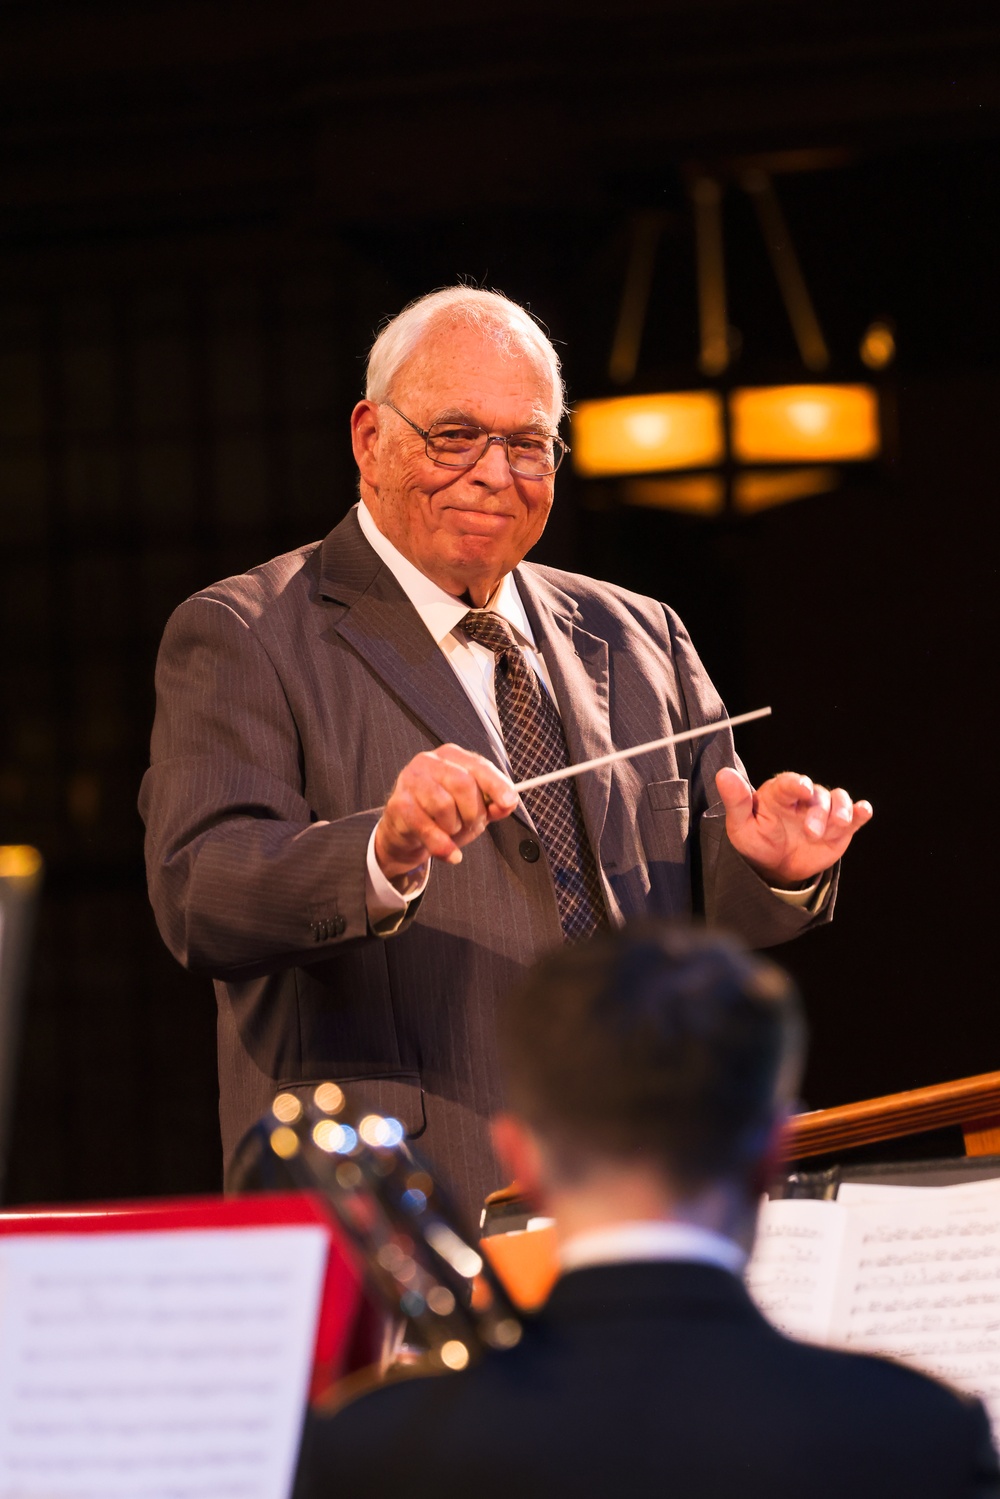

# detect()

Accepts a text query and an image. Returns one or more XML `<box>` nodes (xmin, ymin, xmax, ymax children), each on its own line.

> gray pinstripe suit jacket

<box><xmin>139</xmin><ymin>508</ymin><xmax>835</xmax><ymax>1220</ymax></box>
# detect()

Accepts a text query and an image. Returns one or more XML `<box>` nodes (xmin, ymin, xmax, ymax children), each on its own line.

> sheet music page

<box><xmin>746</xmin><ymin>1198</ymin><xmax>847</xmax><ymax>1344</ymax></box>
<box><xmin>829</xmin><ymin>1190</ymin><xmax>1000</xmax><ymax>1445</ymax></box>
<box><xmin>0</xmin><ymin>1224</ymin><xmax>328</xmax><ymax>1499</ymax></box>
<box><xmin>838</xmin><ymin>1176</ymin><xmax>1000</xmax><ymax>1206</ymax></box>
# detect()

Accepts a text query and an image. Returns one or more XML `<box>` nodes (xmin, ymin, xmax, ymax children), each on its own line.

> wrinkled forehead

<box><xmin>391</xmin><ymin>322</ymin><xmax>562</xmax><ymax>428</ymax></box>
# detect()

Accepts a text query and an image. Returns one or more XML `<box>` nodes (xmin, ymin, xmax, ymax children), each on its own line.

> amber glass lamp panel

<box><xmin>731</xmin><ymin>384</ymin><xmax>880</xmax><ymax>464</ymax></box>
<box><xmin>572</xmin><ymin>392</ymin><xmax>725</xmax><ymax>477</ymax></box>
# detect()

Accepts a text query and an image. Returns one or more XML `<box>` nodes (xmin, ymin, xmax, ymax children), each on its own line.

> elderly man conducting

<box><xmin>139</xmin><ymin>287</ymin><xmax>871</xmax><ymax>1220</ymax></box>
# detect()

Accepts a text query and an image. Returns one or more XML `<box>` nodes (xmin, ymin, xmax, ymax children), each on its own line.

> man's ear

<box><xmin>490</xmin><ymin>1113</ymin><xmax>547</xmax><ymax>1208</ymax></box>
<box><xmin>351</xmin><ymin>399</ymin><xmax>382</xmax><ymax>486</ymax></box>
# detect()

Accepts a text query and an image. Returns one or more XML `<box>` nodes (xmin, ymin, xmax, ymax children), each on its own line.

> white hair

<box><xmin>365</xmin><ymin>286</ymin><xmax>565</xmax><ymax>423</ymax></box>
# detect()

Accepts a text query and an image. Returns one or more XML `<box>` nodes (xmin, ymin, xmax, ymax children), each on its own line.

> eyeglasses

<box><xmin>383</xmin><ymin>402</ymin><xmax>568</xmax><ymax>478</ymax></box>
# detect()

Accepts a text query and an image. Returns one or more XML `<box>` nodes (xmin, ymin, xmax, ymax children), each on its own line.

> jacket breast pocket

<box><xmin>640</xmin><ymin>778</ymin><xmax>691</xmax><ymax>864</ymax></box>
<box><xmin>646</xmin><ymin>779</ymin><xmax>690</xmax><ymax>814</ymax></box>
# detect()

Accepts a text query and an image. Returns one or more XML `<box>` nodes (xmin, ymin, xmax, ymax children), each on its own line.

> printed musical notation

<box><xmin>747</xmin><ymin>1199</ymin><xmax>845</xmax><ymax>1344</ymax></box>
<box><xmin>0</xmin><ymin>1226</ymin><xmax>328</xmax><ymax>1499</ymax></box>
<box><xmin>747</xmin><ymin>1181</ymin><xmax>1000</xmax><ymax>1451</ymax></box>
<box><xmin>858</xmin><ymin>1219</ymin><xmax>1000</xmax><ymax>1243</ymax></box>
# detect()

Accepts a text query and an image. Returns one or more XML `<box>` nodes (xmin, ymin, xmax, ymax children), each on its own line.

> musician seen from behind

<box><xmin>294</xmin><ymin>923</ymin><xmax>999</xmax><ymax>1499</ymax></box>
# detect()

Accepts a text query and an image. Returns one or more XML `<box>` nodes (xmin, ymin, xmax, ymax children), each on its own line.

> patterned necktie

<box><xmin>461</xmin><ymin>610</ymin><xmax>605</xmax><ymax>942</ymax></box>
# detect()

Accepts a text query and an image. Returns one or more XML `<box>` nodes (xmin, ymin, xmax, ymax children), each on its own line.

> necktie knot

<box><xmin>460</xmin><ymin>610</ymin><xmax>517</xmax><ymax>657</ymax></box>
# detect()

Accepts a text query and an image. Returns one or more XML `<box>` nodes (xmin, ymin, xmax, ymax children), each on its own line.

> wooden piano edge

<box><xmin>786</xmin><ymin>1069</ymin><xmax>1000</xmax><ymax>1159</ymax></box>
<box><xmin>483</xmin><ymin>1071</ymin><xmax>1000</xmax><ymax>1209</ymax></box>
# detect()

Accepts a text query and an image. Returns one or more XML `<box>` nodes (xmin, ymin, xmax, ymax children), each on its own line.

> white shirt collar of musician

<box><xmin>357</xmin><ymin>500</ymin><xmax>537</xmax><ymax>651</ymax></box>
<box><xmin>558</xmin><ymin>1219</ymin><xmax>748</xmax><ymax>1277</ymax></box>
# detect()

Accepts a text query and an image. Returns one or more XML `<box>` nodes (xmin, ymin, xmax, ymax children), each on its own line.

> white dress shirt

<box><xmin>357</xmin><ymin>499</ymin><xmax>555</xmax><ymax>763</ymax></box>
<box><xmin>358</xmin><ymin>500</ymin><xmax>551</xmax><ymax>925</ymax></box>
<box><xmin>559</xmin><ymin>1218</ymin><xmax>747</xmax><ymax>1277</ymax></box>
<box><xmin>356</xmin><ymin>500</ymin><xmax>820</xmax><ymax>926</ymax></box>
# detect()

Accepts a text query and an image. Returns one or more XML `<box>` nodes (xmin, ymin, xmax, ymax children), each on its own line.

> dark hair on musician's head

<box><xmin>498</xmin><ymin>922</ymin><xmax>804</xmax><ymax>1192</ymax></box>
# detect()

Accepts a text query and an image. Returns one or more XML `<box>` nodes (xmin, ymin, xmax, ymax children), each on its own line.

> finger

<box><xmin>435</xmin><ymin>746</ymin><xmax>518</xmax><ymax>817</ymax></box>
<box><xmin>414</xmin><ymin>819</ymin><xmax>464</xmax><ymax>865</ymax></box>
<box><xmin>397</xmin><ymin>752</ymin><xmax>486</xmax><ymax>837</ymax></box>
<box><xmin>818</xmin><ymin>793</ymin><xmax>873</xmax><ymax>844</ymax></box>
<box><xmin>429</xmin><ymin>762</ymin><xmax>486</xmax><ymax>831</ymax></box>
<box><xmin>803</xmin><ymin>784</ymin><xmax>831</xmax><ymax>840</ymax></box>
<box><xmin>411</xmin><ymin>770</ymin><xmax>483</xmax><ymax>842</ymax></box>
<box><xmin>715</xmin><ymin>766</ymin><xmax>756</xmax><ymax>835</ymax></box>
<box><xmin>829</xmin><ymin>787</ymin><xmax>854</xmax><ymax>831</ymax></box>
<box><xmin>429</xmin><ymin>758</ymin><xmax>514</xmax><ymax>836</ymax></box>
<box><xmin>764</xmin><ymin>770</ymin><xmax>815</xmax><ymax>809</ymax></box>
<box><xmin>386</xmin><ymin>794</ymin><xmax>464</xmax><ymax>865</ymax></box>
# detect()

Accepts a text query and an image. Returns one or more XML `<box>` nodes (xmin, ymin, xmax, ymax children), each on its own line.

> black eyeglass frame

<box><xmin>382</xmin><ymin>402</ymin><xmax>569</xmax><ymax>478</ymax></box>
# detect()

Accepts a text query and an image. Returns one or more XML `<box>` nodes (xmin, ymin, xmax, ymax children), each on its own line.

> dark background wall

<box><xmin>1</xmin><ymin>0</ymin><xmax>998</xmax><ymax>1203</ymax></box>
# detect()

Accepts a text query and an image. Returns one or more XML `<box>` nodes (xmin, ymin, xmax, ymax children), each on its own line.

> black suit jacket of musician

<box><xmin>293</xmin><ymin>1261</ymin><xmax>1000</xmax><ymax>1499</ymax></box>
<box><xmin>139</xmin><ymin>508</ymin><xmax>836</xmax><ymax>1215</ymax></box>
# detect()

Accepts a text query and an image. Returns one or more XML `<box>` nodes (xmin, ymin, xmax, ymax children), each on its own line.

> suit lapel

<box><xmin>316</xmin><ymin>513</ymin><xmax>617</xmax><ymax>852</ymax></box>
<box><xmin>516</xmin><ymin>564</ymin><xmax>616</xmax><ymax>885</ymax></box>
<box><xmin>317</xmin><ymin>510</ymin><xmax>529</xmax><ymax>821</ymax></box>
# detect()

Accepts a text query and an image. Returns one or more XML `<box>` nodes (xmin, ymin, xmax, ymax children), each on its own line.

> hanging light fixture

<box><xmin>571</xmin><ymin>159</ymin><xmax>891</xmax><ymax>515</ymax></box>
<box><xmin>573</xmin><ymin>392</ymin><xmax>724</xmax><ymax>477</ymax></box>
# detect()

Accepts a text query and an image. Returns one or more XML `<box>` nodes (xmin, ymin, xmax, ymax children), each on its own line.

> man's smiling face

<box><xmin>352</xmin><ymin>320</ymin><xmax>560</xmax><ymax>605</ymax></box>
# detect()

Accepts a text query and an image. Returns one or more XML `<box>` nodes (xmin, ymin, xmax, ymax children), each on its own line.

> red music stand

<box><xmin>0</xmin><ymin>1190</ymin><xmax>380</xmax><ymax>1401</ymax></box>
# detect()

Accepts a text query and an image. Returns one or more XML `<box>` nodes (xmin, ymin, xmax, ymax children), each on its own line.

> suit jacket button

<box><xmin>331</xmin><ymin>915</ymin><xmax>345</xmax><ymax>936</ymax></box>
<box><xmin>519</xmin><ymin>838</ymin><xmax>541</xmax><ymax>863</ymax></box>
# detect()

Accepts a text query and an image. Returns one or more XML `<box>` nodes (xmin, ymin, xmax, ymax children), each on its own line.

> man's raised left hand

<box><xmin>715</xmin><ymin>767</ymin><xmax>873</xmax><ymax>887</ymax></box>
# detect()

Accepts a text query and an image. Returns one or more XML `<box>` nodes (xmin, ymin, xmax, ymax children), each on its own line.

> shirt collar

<box><xmin>357</xmin><ymin>501</ymin><xmax>537</xmax><ymax>650</ymax></box>
<box><xmin>558</xmin><ymin>1220</ymin><xmax>747</xmax><ymax>1278</ymax></box>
